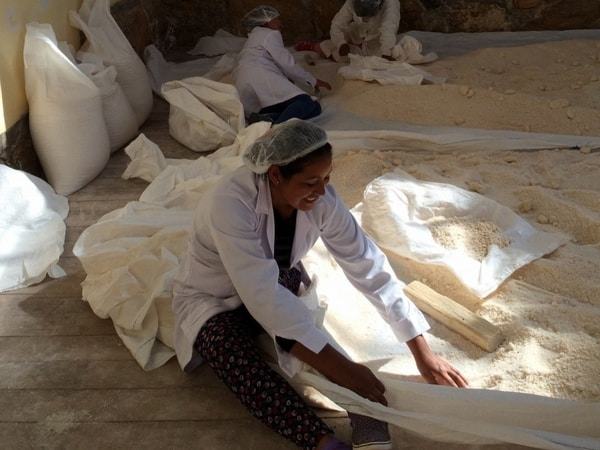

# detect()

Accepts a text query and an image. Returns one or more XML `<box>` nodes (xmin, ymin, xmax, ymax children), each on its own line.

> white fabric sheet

<box><xmin>0</xmin><ymin>165</ymin><xmax>68</xmax><ymax>292</ymax></box>
<box><xmin>295</xmin><ymin>371</ymin><xmax>600</xmax><ymax>449</ymax></box>
<box><xmin>338</xmin><ymin>54</ymin><xmax>445</xmax><ymax>85</ymax></box>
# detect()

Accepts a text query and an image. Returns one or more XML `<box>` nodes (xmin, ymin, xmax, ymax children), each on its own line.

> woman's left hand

<box><xmin>406</xmin><ymin>335</ymin><xmax>469</xmax><ymax>388</ymax></box>
<box><xmin>315</xmin><ymin>79</ymin><xmax>332</xmax><ymax>91</ymax></box>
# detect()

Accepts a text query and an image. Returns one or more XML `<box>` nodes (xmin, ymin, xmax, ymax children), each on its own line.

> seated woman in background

<box><xmin>233</xmin><ymin>6</ymin><xmax>331</xmax><ymax>125</ymax></box>
<box><xmin>172</xmin><ymin>119</ymin><xmax>468</xmax><ymax>450</ymax></box>
<box><xmin>295</xmin><ymin>0</ymin><xmax>401</xmax><ymax>62</ymax></box>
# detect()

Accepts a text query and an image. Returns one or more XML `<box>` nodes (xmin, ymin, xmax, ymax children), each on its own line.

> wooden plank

<box><xmin>65</xmin><ymin>199</ymin><xmax>133</xmax><ymax>228</ymax></box>
<box><xmin>0</xmin><ymin>387</ymin><xmax>246</xmax><ymax>422</ymax></box>
<box><xmin>0</xmin><ymin>420</ymin><xmax>304</xmax><ymax>450</ymax></box>
<box><xmin>2</xmin><ymin>271</ymin><xmax>85</xmax><ymax>296</ymax></box>
<box><xmin>0</xmin><ymin>295</ymin><xmax>110</xmax><ymax>336</ymax></box>
<box><xmin>0</xmin><ymin>336</ymin><xmax>129</xmax><ymax>362</ymax></box>
<box><xmin>67</xmin><ymin>177</ymin><xmax>147</xmax><ymax>201</ymax></box>
<box><xmin>404</xmin><ymin>281</ymin><xmax>505</xmax><ymax>352</ymax></box>
<box><xmin>0</xmin><ymin>359</ymin><xmax>209</xmax><ymax>390</ymax></box>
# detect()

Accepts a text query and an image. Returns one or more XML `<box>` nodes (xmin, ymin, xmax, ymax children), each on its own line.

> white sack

<box><xmin>352</xmin><ymin>171</ymin><xmax>570</xmax><ymax>298</ymax></box>
<box><xmin>69</xmin><ymin>0</ymin><xmax>153</xmax><ymax>126</ymax></box>
<box><xmin>161</xmin><ymin>77</ymin><xmax>245</xmax><ymax>152</ymax></box>
<box><xmin>24</xmin><ymin>22</ymin><xmax>110</xmax><ymax>196</ymax></box>
<box><xmin>0</xmin><ymin>165</ymin><xmax>68</xmax><ymax>292</ymax></box>
<box><xmin>338</xmin><ymin>54</ymin><xmax>445</xmax><ymax>85</ymax></box>
<box><xmin>78</xmin><ymin>52</ymin><xmax>139</xmax><ymax>152</ymax></box>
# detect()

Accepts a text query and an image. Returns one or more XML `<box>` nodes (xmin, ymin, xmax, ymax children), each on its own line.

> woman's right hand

<box><xmin>334</xmin><ymin>359</ymin><xmax>388</xmax><ymax>406</ymax></box>
<box><xmin>290</xmin><ymin>342</ymin><xmax>388</xmax><ymax>405</ymax></box>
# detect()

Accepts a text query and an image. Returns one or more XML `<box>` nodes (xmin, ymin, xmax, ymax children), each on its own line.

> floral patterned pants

<box><xmin>194</xmin><ymin>267</ymin><xmax>333</xmax><ymax>450</ymax></box>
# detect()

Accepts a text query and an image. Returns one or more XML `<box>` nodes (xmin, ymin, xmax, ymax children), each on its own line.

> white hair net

<box><xmin>243</xmin><ymin>119</ymin><xmax>328</xmax><ymax>174</ymax></box>
<box><xmin>242</xmin><ymin>5</ymin><xmax>280</xmax><ymax>30</ymax></box>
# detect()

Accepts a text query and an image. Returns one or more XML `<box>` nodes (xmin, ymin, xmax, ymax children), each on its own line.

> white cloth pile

<box><xmin>73</xmin><ymin>124</ymin><xmax>270</xmax><ymax>370</ymax></box>
<box><xmin>338</xmin><ymin>53</ymin><xmax>444</xmax><ymax>85</ymax></box>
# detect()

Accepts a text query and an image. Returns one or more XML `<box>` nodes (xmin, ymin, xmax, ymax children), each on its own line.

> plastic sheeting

<box><xmin>0</xmin><ymin>165</ymin><xmax>68</xmax><ymax>292</ymax></box>
<box><xmin>188</xmin><ymin>29</ymin><xmax>246</xmax><ymax>56</ymax></box>
<box><xmin>72</xmin><ymin>132</ymin><xmax>600</xmax><ymax>448</ymax></box>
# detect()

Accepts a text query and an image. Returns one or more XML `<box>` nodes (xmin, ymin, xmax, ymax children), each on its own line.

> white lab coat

<box><xmin>232</xmin><ymin>26</ymin><xmax>317</xmax><ymax>116</ymax></box>
<box><xmin>325</xmin><ymin>0</ymin><xmax>401</xmax><ymax>58</ymax></box>
<box><xmin>172</xmin><ymin>165</ymin><xmax>429</xmax><ymax>373</ymax></box>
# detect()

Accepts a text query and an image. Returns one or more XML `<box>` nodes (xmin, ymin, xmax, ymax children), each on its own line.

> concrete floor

<box><xmin>0</xmin><ymin>96</ymin><xmax>534</xmax><ymax>450</ymax></box>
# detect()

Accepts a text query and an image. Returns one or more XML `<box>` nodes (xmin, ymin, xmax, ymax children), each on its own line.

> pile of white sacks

<box><xmin>23</xmin><ymin>0</ymin><xmax>153</xmax><ymax>196</ymax></box>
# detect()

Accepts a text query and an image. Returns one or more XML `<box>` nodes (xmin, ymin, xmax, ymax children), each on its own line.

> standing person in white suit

<box><xmin>295</xmin><ymin>0</ymin><xmax>401</xmax><ymax>62</ymax></box>
<box><xmin>233</xmin><ymin>6</ymin><xmax>331</xmax><ymax>125</ymax></box>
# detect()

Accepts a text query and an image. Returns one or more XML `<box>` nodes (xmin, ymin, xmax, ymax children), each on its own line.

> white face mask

<box><xmin>353</xmin><ymin>0</ymin><xmax>382</xmax><ymax>18</ymax></box>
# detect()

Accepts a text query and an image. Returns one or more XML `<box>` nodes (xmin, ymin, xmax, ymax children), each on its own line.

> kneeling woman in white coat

<box><xmin>172</xmin><ymin>119</ymin><xmax>468</xmax><ymax>450</ymax></box>
<box><xmin>232</xmin><ymin>6</ymin><xmax>331</xmax><ymax>124</ymax></box>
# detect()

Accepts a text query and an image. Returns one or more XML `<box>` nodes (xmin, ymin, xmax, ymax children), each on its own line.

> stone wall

<box><xmin>400</xmin><ymin>0</ymin><xmax>600</xmax><ymax>33</ymax></box>
<box><xmin>116</xmin><ymin>0</ymin><xmax>600</xmax><ymax>55</ymax></box>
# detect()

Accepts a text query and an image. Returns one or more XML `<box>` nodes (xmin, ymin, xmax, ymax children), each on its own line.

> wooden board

<box><xmin>404</xmin><ymin>281</ymin><xmax>505</xmax><ymax>352</ymax></box>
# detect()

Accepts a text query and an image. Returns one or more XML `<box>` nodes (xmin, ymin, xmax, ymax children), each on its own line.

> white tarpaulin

<box><xmin>72</xmin><ymin>131</ymin><xmax>600</xmax><ymax>449</ymax></box>
<box><xmin>143</xmin><ymin>31</ymin><xmax>600</xmax><ymax>154</ymax></box>
<box><xmin>70</xmin><ymin>28</ymin><xmax>600</xmax><ymax>449</ymax></box>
